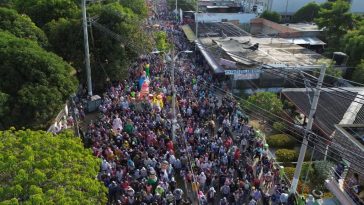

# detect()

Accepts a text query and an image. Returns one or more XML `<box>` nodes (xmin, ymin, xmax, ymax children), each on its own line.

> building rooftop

<box><xmin>198</xmin><ymin>36</ymin><xmax>324</xmax><ymax>70</ymax></box>
<box><xmin>341</xmin><ymin>125</ymin><xmax>364</xmax><ymax>148</ymax></box>
<box><xmin>189</xmin><ymin>22</ymin><xmax>250</xmax><ymax>38</ymax></box>
<box><xmin>282</xmin><ymin>87</ymin><xmax>364</xmax><ymax>137</ymax></box>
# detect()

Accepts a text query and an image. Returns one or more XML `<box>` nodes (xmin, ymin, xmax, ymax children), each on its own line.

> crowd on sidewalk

<box><xmin>83</xmin><ymin>1</ymin><xmax>298</xmax><ymax>205</ymax></box>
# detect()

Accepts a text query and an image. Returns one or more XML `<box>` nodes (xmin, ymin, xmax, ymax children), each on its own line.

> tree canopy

<box><xmin>341</xmin><ymin>19</ymin><xmax>364</xmax><ymax>67</ymax></box>
<box><xmin>119</xmin><ymin>0</ymin><xmax>148</xmax><ymax>18</ymax></box>
<box><xmin>0</xmin><ymin>7</ymin><xmax>48</xmax><ymax>47</ymax></box>
<box><xmin>13</xmin><ymin>0</ymin><xmax>79</xmax><ymax>27</ymax></box>
<box><xmin>0</xmin><ymin>129</ymin><xmax>107</xmax><ymax>204</ymax></box>
<box><xmin>44</xmin><ymin>18</ymin><xmax>84</xmax><ymax>76</ymax></box>
<box><xmin>352</xmin><ymin>60</ymin><xmax>364</xmax><ymax>84</ymax></box>
<box><xmin>245</xmin><ymin>92</ymin><xmax>283</xmax><ymax>115</ymax></box>
<box><xmin>44</xmin><ymin>2</ymin><xmax>152</xmax><ymax>91</ymax></box>
<box><xmin>167</xmin><ymin>0</ymin><xmax>196</xmax><ymax>11</ymax></box>
<box><xmin>154</xmin><ymin>31</ymin><xmax>172</xmax><ymax>53</ymax></box>
<box><xmin>0</xmin><ymin>31</ymin><xmax>77</xmax><ymax>129</ymax></box>
<box><xmin>293</xmin><ymin>2</ymin><xmax>320</xmax><ymax>23</ymax></box>
<box><xmin>315</xmin><ymin>0</ymin><xmax>352</xmax><ymax>52</ymax></box>
<box><xmin>260</xmin><ymin>11</ymin><xmax>281</xmax><ymax>23</ymax></box>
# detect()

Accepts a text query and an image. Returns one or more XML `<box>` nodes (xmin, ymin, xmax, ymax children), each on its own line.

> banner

<box><xmin>225</xmin><ymin>69</ymin><xmax>261</xmax><ymax>80</ymax></box>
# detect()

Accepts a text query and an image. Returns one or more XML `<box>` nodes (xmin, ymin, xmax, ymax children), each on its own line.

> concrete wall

<box><xmin>250</xmin><ymin>18</ymin><xmax>301</xmax><ymax>37</ymax></box>
<box><xmin>196</xmin><ymin>13</ymin><xmax>257</xmax><ymax>24</ymax></box>
<box><xmin>268</xmin><ymin>0</ymin><xmax>326</xmax><ymax>14</ymax></box>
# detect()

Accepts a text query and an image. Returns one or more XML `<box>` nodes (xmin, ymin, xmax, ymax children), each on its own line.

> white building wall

<box><xmin>196</xmin><ymin>13</ymin><xmax>257</xmax><ymax>23</ymax></box>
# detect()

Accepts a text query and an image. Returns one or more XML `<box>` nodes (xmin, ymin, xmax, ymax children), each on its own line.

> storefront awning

<box><xmin>195</xmin><ymin>40</ymin><xmax>224</xmax><ymax>74</ymax></box>
<box><xmin>181</xmin><ymin>25</ymin><xmax>196</xmax><ymax>43</ymax></box>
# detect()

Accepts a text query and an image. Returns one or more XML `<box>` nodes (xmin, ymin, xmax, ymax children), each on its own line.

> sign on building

<box><xmin>225</xmin><ymin>69</ymin><xmax>261</xmax><ymax>80</ymax></box>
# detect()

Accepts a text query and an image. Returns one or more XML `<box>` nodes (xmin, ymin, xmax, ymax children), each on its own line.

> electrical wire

<box><xmin>185</xmin><ymin>68</ymin><xmax>364</xmax><ymax>162</ymax></box>
<box><xmin>197</xmin><ymin>82</ymin><xmax>364</xmax><ymax>173</ymax></box>
<box><xmin>252</xmin><ymin>69</ymin><xmax>364</xmax><ymax>159</ymax></box>
<box><xmin>262</xmin><ymin>69</ymin><xmax>364</xmax><ymax>111</ymax></box>
<box><xmin>263</xmin><ymin>68</ymin><xmax>364</xmax><ymax>102</ymax></box>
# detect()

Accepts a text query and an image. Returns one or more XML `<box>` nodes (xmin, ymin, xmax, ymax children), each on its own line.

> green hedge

<box><xmin>275</xmin><ymin>149</ymin><xmax>298</xmax><ymax>162</ymax></box>
<box><xmin>313</xmin><ymin>161</ymin><xmax>335</xmax><ymax>183</ymax></box>
<box><xmin>272</xmin><ymin>121</ymin><xmax>286</xmax><ymax>133</ymax></box>
<box><xmin>284</xmin><ymin>167</ymin><xmax>296</xmax><ymax>180</ymax></box>
<box><xmin>266</xmin><ymin>134</ymin><xmax>296</xmax><ymax>148</ymax></box>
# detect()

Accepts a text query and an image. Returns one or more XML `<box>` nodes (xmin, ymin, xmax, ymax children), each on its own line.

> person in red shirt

<box><xmin>166</xmin><ymin>139</ymin><xmax>174</xmax><ymax>154</ymax></box>
<box><xmin>253</xmin><ymin>177</ymin><xmax>261</xmax><ymax>188</ymax></box>
<box><xmin>234</xmin><ymin>148</ymin><xmax>241</xmax><ymax>161</ymax></box>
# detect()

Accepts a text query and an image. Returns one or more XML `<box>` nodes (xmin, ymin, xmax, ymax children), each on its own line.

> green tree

<box><xmin>0</xmin><ymin>0</ymin><xmax>15</xmax><ymax>8</ymax></box>
<box><xmin>0</xmin><ymin>129</ymin><xmax>107</xmax><ymax>204</ymax></box>
<box><xmin>245</xmin><ymin>92</ymin><xmax>283</xmax><ymax>115</ymax></box>
<box><xmin>167</xmin><ymin>0</ymin><xmax>196</xmax><ymax>11</ymax></box>
<box><xmin>293</xmin><ymin>2</ymin><xmax>320</xmax><ymax>23</ymax></box>
<box><xmin>87</xmin><ymin>2</ymin><xmax>152</xmax><ymax>88</ymax></box>
<box><xmin>0</xmin><ymin>31</ymin><xmax>77</xmax><ymax>129</ymax></box>
<box><xmin>315</xmin><ymin>0</ymin><xmax>352</xmax><ymax>52</ymax></box>
<box><xmin>0</xmin><ymin>7</ymin><xmax>48</xmax><ymax>47</ymax></box>
<box><xmin>316</xmin><ymin>59</ymin><xmax>343</xmax><ymax>78</ymax></box>
<box><xmin>260</xmin><ymin>10</ymin><xmax>281</xmax><ymax>23</ymax></box>
<box><xmin>14</xmin><ymin>0</ymin><xmax>79</xmax><ymax>27</ymax></box>
<box><xmin>44</xmin><ymin>2</ymin><xmax>152</xmax><ymax>91</ymax></box>
<box><xmin>341</xmin><ymin>19</ymin><xmax>364</xmax><ymax>67</ymax></box>
<box><xmin>154</xmin><ymin>31</ymin><xmax>172</xmax><ymax>52</ymax></box>
<box><xmin>120</xmin><ymin>0</ymin><xmax>148</xmax><ymax>18</ymax></box>
<box><xmin>352</xmin><ymin>60</ymin><xmax>364</xmax><ymax>84</ymax></box>
<box><xmin>44</xmin><ymin>18</ymin><xmax>84</xmax><ymax>77</ymax></box>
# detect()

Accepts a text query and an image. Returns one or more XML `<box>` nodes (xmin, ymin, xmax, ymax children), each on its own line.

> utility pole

<box><xmin>175</xmin><ymin>0</ymin><xmax>178</xmax><ymax>21</ymax></box>
<box><xmin>290</xmin><ymin>65</ymin><xmax>326</xmax><ymax>193</ymax></box>
<box><xmin>171</xmin><ymin>56</ymin><xmax>177</xmax><ymax>142</ymax></box>
<box><xmin>82</xmin><ymin>0</ymin><xmax>93</xmax><ymax>96</ymax></box>
<box><xmin>152</xmin><ymin>50</ymin><xmax>192</xmax><ymax>141</ymax></box>
<box><xmin>195</xmin><ymin>0</ymin><xmax>198</xmax><ymax>40</ymax></box>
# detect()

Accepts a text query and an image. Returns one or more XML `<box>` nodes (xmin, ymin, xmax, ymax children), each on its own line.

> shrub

<box><xmin>275</xmin><ymin>149</ymin><xmax>298</xmax><ymax>162</ymax></box>
<box><xmin>272</xmin><ymin>121</ymin><xmax>286</xmax><ymax>133</ymax></box>
<box><xmin>260</xmin><ymin>10</ymin><xmax>281</xmax><ymax>23</ymax></box>
<box><xmin>284</xmin><ymin>167</ymin><xmax>296</xmax><ymax>180</ymax></box>
<box><xmin>297</xmin><ymin>180</ymin><xmax>311</xmax><ymax>194</ymax></box>
<box><xmin>266</xmin><ymin>134</ymin><xmax>296</xmax><ymax>148</ymax></box>
<box><xmin>301</xmin><ymin>163</ymin><xmax>314</xmax><ymax>181</ymax></box>
<box><xmin>313</xmin><ymin>160</ymin><xmax>335</xmax><ymax>184</ymax></box>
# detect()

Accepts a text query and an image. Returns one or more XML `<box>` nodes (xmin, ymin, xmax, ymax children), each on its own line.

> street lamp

<box><xmin>152</xmin><ymin>50</ymin><xmax>193</xmax><ymax>141</ymax></box>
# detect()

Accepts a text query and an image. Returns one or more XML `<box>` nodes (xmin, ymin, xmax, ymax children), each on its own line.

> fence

<box><xmin>47</xmin><ymin>102</ymin><xmax>70</xmax><ymax>133</ymax></box>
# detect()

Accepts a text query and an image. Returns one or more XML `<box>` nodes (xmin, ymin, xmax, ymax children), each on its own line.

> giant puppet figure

<box><xmin>145</xmin><ymin>64</ymin><xmax>150</xmax><ymax>77</ymax></box>
<box><xmin>138</xmin><ymin>71</ymin><xmax>150</xmax><ymax>99</ymax></box>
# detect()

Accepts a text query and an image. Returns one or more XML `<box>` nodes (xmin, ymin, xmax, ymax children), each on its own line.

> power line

<box><xmin>252</xmin><ymin>69</ymin><xmax>364</xmax><ymax>159</ymax></box>
<box><xmin>192</xmin><ymin>71</ymin><xmax>364</xmax><ymax>162</ymax></box>
<box><xmin>197</xmin><ymin>82</ymin><xmax>364</xmax><ymax>173</ymax></box>
<box><xmin>262</xmin><ymin>68</ymin><xmax>364</xmax><ymax>105</ymax></box>
<box><xmin>309</xmin><ymin>68</ymin><xmax>364</xmax><ymax>87</ymax></box>
<box><xmin>261</xmin><ymin>64</ymin><xmax>364</xmax><ymax>100</ymax></box>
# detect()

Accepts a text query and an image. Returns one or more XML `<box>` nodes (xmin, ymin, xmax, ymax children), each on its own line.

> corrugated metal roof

<box><xmin>282</xmin><ymin>88</ymin><xmax>359</xmax><ymax>137</ymax></box>
<box><xmin>181</xmin><ymin>25</ymin><xmax>196</xmax><ymax>43</ymax></box>
<box><xmin>285</xmin><ymin>37</ymin><xmax>326</xmax><ymax>46</ymax></box>
<box><xmin>195</xmin><ymin>40</ymin><xmax>224</xmax><ymax>74</ymax></box>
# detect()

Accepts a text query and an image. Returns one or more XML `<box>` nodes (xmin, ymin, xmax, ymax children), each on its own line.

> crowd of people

<box><xmin>82</xmin><ymin>0</ymin><xmax>299</xmax><ymax>204</ymax></box>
